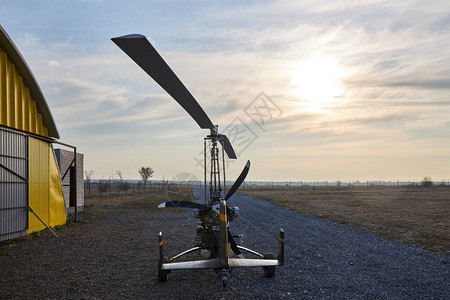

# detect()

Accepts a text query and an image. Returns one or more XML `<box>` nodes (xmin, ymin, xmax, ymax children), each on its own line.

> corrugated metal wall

<box><xmin>0</xmin><ymin>127</ymin><xmax>28</xmax><ymax>241</ymax></box>
<box><xmin>27</xmin><ymin>137</ymin><xmax>67</xmax><ymax>233</ymax></box>
<box><xmin>0</xmin><ymin>48</ymin><xmax>49</xmax><ymax>137</ymax></box>
<box><xmin>55</xmin><ymin>149</ymin><xmax>85</xmax><ymax>209</ymax></box>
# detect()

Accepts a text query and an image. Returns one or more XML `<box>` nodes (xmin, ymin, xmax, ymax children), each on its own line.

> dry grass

<box><xmin>85</xmin><ymin>184</ymin><xmax>194</xmax><ymax>212</ymax></box>
<box><xmin>239</xmin><ymin>185</ymin><xmax>450</xmax><ymax>254</ymax></box>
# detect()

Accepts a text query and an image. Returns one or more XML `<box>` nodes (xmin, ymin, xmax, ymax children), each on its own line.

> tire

<box><xmin>158</xmin><ymin>257</ymin><xmax>169</xmax><ymax>282</ymax></box>
<box><xmin>263</xmin><ymin>253</ymin><xmax>276</xmax><ymax>278</ymax></box>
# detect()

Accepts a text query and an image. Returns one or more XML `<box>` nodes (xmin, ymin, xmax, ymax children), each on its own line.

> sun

<box><xmin>290</xmin><ymin>55</ymin><xmax>345</xmax><ymax>112</ymax></box>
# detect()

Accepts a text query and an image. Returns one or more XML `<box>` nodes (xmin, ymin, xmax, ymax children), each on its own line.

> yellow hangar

<box><xmin>0</xmin><ymin>25</ymin><xmax>73</xmax><ymax>241</ymax></box>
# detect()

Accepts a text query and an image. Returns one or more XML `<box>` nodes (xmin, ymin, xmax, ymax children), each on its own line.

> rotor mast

<box><xmin>206</xmin><ymin>125</ymin><xmax>226</xmax><ymax>203</ymax></box>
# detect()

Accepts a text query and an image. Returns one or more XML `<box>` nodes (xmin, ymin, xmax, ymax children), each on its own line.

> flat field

<box><xmin>84</xmin><ymin>183</ymin><xmax>193</xmax><ymax>208</ymax></box>
<box><xmin>239</xmin><ymin>185</ymin><xmax>449</xmax><ymax>254</ymax></box>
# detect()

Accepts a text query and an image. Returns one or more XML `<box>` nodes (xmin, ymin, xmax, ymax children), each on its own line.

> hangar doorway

<box><xmin>0</xmin><ymin>127</ymin><xmax>28</xmax><ymax>241</ymax></box>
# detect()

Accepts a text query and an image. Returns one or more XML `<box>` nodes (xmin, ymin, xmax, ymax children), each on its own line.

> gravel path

<box><xmin>1</xmin><ymin>194</ymin><xmax>449</xmax><ymax>299</ymax></box>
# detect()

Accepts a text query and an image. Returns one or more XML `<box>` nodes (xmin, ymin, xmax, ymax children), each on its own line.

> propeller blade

<box><xmin>217</xmin><ymin>134</ymin><xmax>237</xmax><ymax>159</ymax></box>
<box><xmin>158</xmin><ymin>200</ymin><xmax>210</xmax><ymax>210</ymax></box>
<box><xmin>225</xmin><ymin>160</ymin><xmax>250</xmax><ymax>200</ymax></box>
<box><xmin>228</xmin><ymin>228</ymin><xmax>242</xmax><ymax>256</ymax></box>
<box><xmin>112</xmin><ymin>34</ymin><xmax>214</xmax><ymax>130</ymax></box>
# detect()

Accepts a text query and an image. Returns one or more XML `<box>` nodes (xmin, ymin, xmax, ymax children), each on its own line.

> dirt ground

<box><xmin>239</xmin><ymin>185</ymin><xmax>450</xmax><ymax>254</ymax></box>
<box><xmin>1</xmin><ymin>185</ymin><xmax>449</xmax><ymax>299</ymax></box>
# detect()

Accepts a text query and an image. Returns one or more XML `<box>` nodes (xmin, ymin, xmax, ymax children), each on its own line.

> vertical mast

<box><xmin>204</xmin><ymin>138</ymin><xmax>207</xmax><ymax>204</ymax></box>
<box><xmin>222</xmin><ymin>144</ymin><xmax>226</xmax><ymax>198</ymax></box>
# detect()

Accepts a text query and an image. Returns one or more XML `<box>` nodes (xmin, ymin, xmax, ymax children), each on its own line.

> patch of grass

<box><xmin>83</xmin><ymin>184</ymin><xmax>194</xmax><ymax>214</ymax></box>
<box><xmin>0</xmin><ymin>248</ymin><xmax>8</xmax><ymax>256</ymax></box>
<box><xmin>9</xmin><ymin>234</ymin><xmax>35</xmax><ymax>242</ymax></box>
<box><xmin>272</xmin><ymin>198</ymin><xmax>292</xmax><ymax>205</ymax></box>
<box><xmin>54</xmin><ymin>221</ymin><xmax>77</xmax><ymax>231</ymax></box>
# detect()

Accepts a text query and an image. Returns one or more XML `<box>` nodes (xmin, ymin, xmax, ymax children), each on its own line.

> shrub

<box><xmin>421</xmin><ymin>176</ymin><xmax>433</xmax><ymax>188</ymax></box>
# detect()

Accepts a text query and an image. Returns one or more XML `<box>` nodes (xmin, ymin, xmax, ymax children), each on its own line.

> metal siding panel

<box><xmin>30</xmin><ymin>100</ymin><xmax>36</xmax><ymax>134</ymax></box>
<box><xmin>28</xmin><ymin>183</ymin><xmax>41</xmax><ymax>232</ymax></box>
<box><xmin>49</xmin><ymin>145</ymin><xmax>66</xmax><ymax>226</ymax></box>
<box><xmin>28</xmin><ymin>137</ymin><xmax>49</xmax><ymax>233</ymax></box>
<box><xmin>40</xmin><ymin>140</ymin><xmax>48</xmax><ymax>183</ymax></box>
<box><xmin>23</xmin><ymin>88</ymin><xmax>30</xmax><ymax>132</ymax></box>
<box><xmin>6</xmin><ymin>58</ymin><xmax>14</xmax><ymax>127</ymax></box>
<box><xmin>36</xmin><ymin>113</ymin><xmax>43</xmax><ymax>136</ymax></box>
<box><xmin>41</xmin><ymin>181</ymin><xmax>49</xmax><ymax>224</ymax></box>
<box><xmin>0</xmin><ymin>50</ymin><xmax>7</xmax><ymax>125</ymax></box>
<box><xmin>0</xmin><ymin>26</ymin><xmax>60</xmax><ymax>138</ymax></box>
<box><xmin>0</xmin><ymin>128</ymin><xmax>28</xmax><ymax>241</ymax></box>
<box><xmin>55</xmin><ymin>148</ymin><xmax>85</xmax><ymax>208</ymax></box>
<box><xmin>28</xmin><ymin>137</ymin><xmax>39</xmax><ymax>232</ymax></box>
<box><xmin>14</xmin><ymin>72</ymin><xmax>22</xmax><ymax>129</ymax></box>
<box><xmin>0</xmin><ymin>43</ymin><xmax>52</xmax><ymax>137</ymax></box>
<box><xmin>28</xmin><ymin>137</ymin><xmax>39</xmax><ymax>184</ymax></box>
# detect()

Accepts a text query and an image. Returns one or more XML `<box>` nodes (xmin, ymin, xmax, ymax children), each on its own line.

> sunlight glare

<box><xmin>291</xmin><ymin>55</ymin><xmax>345</xmax><ymax>112</ymax></box>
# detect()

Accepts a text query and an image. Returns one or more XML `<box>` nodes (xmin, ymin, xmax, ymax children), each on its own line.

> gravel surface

<box><xmin>1</xmin><ymin>193</ymin><xmax>449</xmax><ymax>299</ymax></box>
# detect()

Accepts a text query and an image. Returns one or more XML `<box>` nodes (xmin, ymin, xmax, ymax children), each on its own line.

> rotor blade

<box><xmin>158</xmin><ymin>200</ymin><xmax>210</xmax><ymax>210</ymax></box>
<box><xmin>112</xmin><ymin>34</ymin><xmax>214</xmax><ymax>130</ymax></box>
<box><xmin>217</xmin><ymin>134</ymin><xmax>237</xmax><ymax>159</ymax></box>
<box><xmin>225</xmin><ymin>160</ymin><xmax>250</xmax><ymax>200</ymax></box>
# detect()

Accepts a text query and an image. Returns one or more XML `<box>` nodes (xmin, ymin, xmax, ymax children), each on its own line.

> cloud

<box><xmin>2</xmin><ymin>0</ymin><xmax>450</xmax><ymax>180</ymax></box>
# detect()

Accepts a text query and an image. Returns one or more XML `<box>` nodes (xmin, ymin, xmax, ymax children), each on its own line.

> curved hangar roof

<box><xmin>0</xmin><ymin>25</ymin><xmax>59</xmax><ymax>139</ymax></box>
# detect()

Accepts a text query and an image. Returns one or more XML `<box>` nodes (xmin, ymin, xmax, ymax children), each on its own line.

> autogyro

<box><xmin>112</xmin><ymin>34</ymin><xmax>284</xmax><ymax>287</ymax></box>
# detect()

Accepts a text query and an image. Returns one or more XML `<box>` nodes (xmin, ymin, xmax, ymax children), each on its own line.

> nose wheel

<box><xmin>219</xmin><ymin>269</ymin><xmax>228</xmax><ymax>287</ymax></box>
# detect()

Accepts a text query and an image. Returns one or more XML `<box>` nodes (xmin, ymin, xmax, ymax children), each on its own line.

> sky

<box><xmin>1</xmin><ymin>0</ymin><xmax>449</xmax><ymax>182</ymax></box>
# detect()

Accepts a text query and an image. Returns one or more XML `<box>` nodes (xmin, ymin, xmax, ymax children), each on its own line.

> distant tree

<box><xmin>85</xmin><ymin>170</ymin><xmax>94</xmax><ymax>182</ymax></box>
<box><xmin>138</xmin><ymin>166</ymin><xmax>154</xmax><ymax>186</ymax></box>
<box><xmin>84</xmin><ymin>170</ymin><xmax>94</xmax><ymax>197</ymax></box>
<box><xmin>116</xmin><ymin>170</ymin><xmax>123</xmax><ymax>193</ymax></box>
<box><xmin>421</xmin><ymin>176</ymin><xmax>433</xmax><ymax>188</ymax></box>
<box><xmin>116</xmin><ymin>170</ymin><xmax>123</xmax><ymax>181</ymax></box>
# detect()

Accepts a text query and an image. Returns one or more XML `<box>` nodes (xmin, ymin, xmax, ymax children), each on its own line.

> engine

<box><xmin>192</xmin><ymin>203</ymin><xmax>241</xmax><ymax>258</ymax></box>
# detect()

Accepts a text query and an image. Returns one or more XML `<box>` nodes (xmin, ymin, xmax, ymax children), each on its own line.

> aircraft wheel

<box><xmin>158</xmin><ymin>257</ymin><xmax>169</xmax><ymax>282</ymax></box>
<box><xmin>263</xmin><ymin>253</ymin><xmax>276</xmax><ymax>278</ymax></box>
